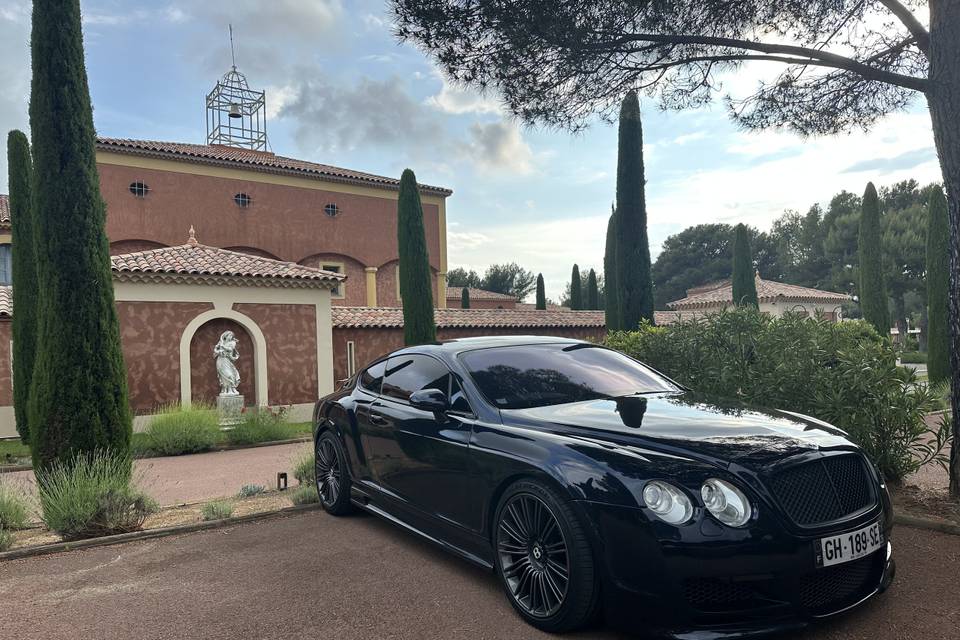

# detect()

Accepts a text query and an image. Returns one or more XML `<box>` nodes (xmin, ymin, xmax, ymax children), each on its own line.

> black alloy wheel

<box><xmin>315</xmin><ymin>431</ymin><xmax>352</xmax><ymax>515</ymax></box>
<box><xmin>494</xmin><ymin>480</ymin><xmax>599</xmax><ymax>632</ymax></box>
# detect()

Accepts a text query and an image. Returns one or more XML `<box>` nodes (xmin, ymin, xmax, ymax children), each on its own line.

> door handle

<box><xmin>369</xmin><ymin>412</ymin><xmax>387</xmax><ymax>426</ymax></box>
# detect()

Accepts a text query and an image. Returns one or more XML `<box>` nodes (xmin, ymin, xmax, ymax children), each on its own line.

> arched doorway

<box><xmin>189</xmin><ymin>318</ymin><xmax>256</xmax><ymax>406</ymax></box>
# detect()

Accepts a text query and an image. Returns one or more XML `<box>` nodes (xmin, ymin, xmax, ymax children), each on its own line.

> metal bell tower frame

<box><xmin>205</xmin><ymin>26</ymin><xmax>267</xmax><ymax>151</ymax></box>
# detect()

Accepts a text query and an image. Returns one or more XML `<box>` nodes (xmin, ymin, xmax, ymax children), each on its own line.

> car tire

<box><xmin>315</xmin><ymin>430</ymin><xmax>353</xmax><ymax>516</ymax></box>
<box><xmin>493</xmin><ymin>479</ymin><xmax>600</xmax><ymax>633</ymax></box>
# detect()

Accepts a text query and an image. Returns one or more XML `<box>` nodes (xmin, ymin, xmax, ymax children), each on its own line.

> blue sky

<box><xmin>0</xmin><ymin>0</ymin><xmax>943</xmax><ymax>300</ymax></box>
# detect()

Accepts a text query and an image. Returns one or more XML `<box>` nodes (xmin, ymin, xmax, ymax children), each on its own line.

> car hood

<box><xmin>501</xmin><ymin>392</ymin><xmax>857</xmax><ymax>467</ymax></box>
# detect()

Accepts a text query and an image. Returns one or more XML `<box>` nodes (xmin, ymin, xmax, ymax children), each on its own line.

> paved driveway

<box><xmin>0</xmin><ymin>511</ymin><xmax>956</xmax><ymax>639</ymax></box>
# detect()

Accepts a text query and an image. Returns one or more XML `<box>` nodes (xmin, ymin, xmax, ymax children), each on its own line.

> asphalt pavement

<box><xmin>0</xmin><ymin>510</ymin><xmax>957</xmax><ymax>639</ymax></box>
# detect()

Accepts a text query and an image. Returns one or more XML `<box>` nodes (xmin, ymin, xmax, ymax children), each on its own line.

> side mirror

<box><xmin>409</xmin><ymin>388</ymin><xmax>449</xmax><ymax>413</ymax></box>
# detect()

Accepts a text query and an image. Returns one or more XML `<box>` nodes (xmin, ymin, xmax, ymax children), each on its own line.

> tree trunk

<box><xmin>893</xmin><ymin>295</ymin><xmax>907</xmax><ymax>347</ymax></box>
<box><xmin>927</xmin><ymin>1</ymin><xmax>960</xmax><ymax>497</ymax></box>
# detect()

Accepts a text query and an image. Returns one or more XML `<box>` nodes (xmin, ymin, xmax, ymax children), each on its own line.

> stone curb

<box><xmin>0</xmin><ymin>436</ymin><xmax>312</xmax><ymax>474</ymax></box>
<box><xmin>893</xmin><ymin>513</ymin><xmax>960</xmax><ymax>536</ymax></box>
<box><xmin>0</xmin><ymin>502</ymin><xmax>322</xmax><ymax>562</ymax></box>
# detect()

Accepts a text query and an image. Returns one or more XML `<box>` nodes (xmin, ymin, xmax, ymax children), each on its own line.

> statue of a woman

<box><xmin>214</xmin><ymin>331</ymin><xmax>241</xmax><ymax>396</ymax></box>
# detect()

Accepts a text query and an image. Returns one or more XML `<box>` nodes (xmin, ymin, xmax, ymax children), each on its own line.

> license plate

<box><xmin>816</xmin><ymin>520</ymin><xmax>884</xmax><ymax>568</ymax></box>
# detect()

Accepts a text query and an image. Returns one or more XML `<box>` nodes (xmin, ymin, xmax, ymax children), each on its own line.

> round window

<box><xmin>129</xmin><ymin>182</ymin><xmax>150</xmax><ymax>198</ymax></box>
<box><xmin>324</xmin><ymin>203</ymin><xmax>340</xmax><ymax>217</ymax></box>
<box><xmin>234</xmin><ymin>193</ymin><xmax>253</xmax><ymax>208</ymax></box>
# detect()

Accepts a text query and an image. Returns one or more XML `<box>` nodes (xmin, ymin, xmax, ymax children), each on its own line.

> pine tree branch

<box><xmin>877</xmin><ymin>0</ymin><xmax>930</xmax><ymax>54</ymax></box>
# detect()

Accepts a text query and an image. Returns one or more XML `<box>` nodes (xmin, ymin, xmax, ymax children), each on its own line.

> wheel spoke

<box><xmin>506</xmin><ymin>503</ymin><xmax>528</xmax><ymax>537</ymax></box>
<box><xmin>499</xmin><ymin>518</ymin><xmax>526</xmax><ymax>545</ymax></box>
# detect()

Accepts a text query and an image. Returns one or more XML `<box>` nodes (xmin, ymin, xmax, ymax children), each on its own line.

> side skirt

<box><xmin>349</xmin><ymin>488</ymin><xmax>493</xmax><ymax>571</ymax></box>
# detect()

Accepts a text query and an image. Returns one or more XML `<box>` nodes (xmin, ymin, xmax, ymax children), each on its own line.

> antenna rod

<box><xmin>229</xmin><ymin>24</ymin><xmax>236</xmax><ymax>69</ymax></box>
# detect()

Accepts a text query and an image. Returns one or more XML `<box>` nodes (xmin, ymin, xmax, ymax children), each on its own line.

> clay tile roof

<box><xmin>445</xmin><ymin>287</ymin><xmax>517</xmax><ymax>301</ymax></box>
<box><xmin>0</xmin><ymin>194</ymin><xmax>9</xmax><ymax>226</ymax></box>
<box><xmin>96</xmin><ymin>138</ymin><xmax>452</xmax><ymax>196</ymax></box>
<box><xmin>667</xmin><ymin>274</ymin><xmax>850</xmax><ymax>310</ymax></box>
<box><xmin>332</xmin><ymin>307</ymin><xmax>606</xmax><ymax>329</ymax></box>
<box><xmin>0</xmin><ymin>286</ymin><xmax>10</xmax><ymax>318</ymax></box>
<box><xmin>111</xmin><ymin>242</ymin><xmax>345</xmax><ymax>289</ymax></box>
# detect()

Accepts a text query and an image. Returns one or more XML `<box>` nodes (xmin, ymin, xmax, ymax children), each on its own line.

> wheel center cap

<box><xmin>532</xmin><ymin>544</ymin><xmax>543</xmax><ymax>560</ymax></box>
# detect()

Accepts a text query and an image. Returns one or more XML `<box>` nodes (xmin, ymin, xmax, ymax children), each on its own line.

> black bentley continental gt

<box><xmin>311</xmin><ymin>336</ymin><xmax>895</xmax><ymax>638</ymax></box>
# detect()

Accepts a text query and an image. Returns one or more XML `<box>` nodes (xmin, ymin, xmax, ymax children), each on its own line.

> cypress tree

<box><xmin>8</xmin><ymin>130</ymin><xmax>37</xmax><ymax>443</ymax></box>
<box><xmin>397</xmin><ymin>168</ymin><xmax>436</xmax><ymax>345</ymax></box>
<box><xmin>535</xmin><ymin>273</ymin><xmax>546</xmax><ymax>310</ymax></box>
<box><xmin>927</xmin><ymin>188</ymin><xmax>950</xmax><ymax>383</ymax></box>
<box><xmin>461</xmin><ymin>287</ymin><xmax>470</xmax><ymax>309</ymax></box>
<box><xmin>858</xmin><ymin>182</ymin><xmax>891</xmax><ymax>336</ymax></box>
<box><xmin>604</xmin><ymin>205</ymin><xmax>620</xmax><ymax>329</ymax></box>
<box><xmin>570</xmin><ymin>264</ymin><xmax>582</xmax><ymax>310</ymax></box>
<box><xmin>28</xmin><ymin>0</ymin><xmax>132</xmax><ymax>470</ymax></box>
<box><xmin>587</xmin><ymin>269</ymin><xmax>599</xmax><ymax>310</ymax></box>
<box><xmin>615</xmin><ymin>91</ymin><xmax>654</xmax><ymax>329</ymax></box>
<box><xmin>731</xmin><ymin>223</ymin><xmax>758</xmax><ymax>307</ymax></box>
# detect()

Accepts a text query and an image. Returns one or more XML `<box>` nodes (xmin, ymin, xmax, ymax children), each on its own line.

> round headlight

<box><xmin>642</xmin><ymin>481</ymin><xmax>693</xmax><ymax>525</ymax></box>
<box><xmin>701</xmin><ymin>478</ymin><xmax>752</xmax><ymax>527</ymax></box>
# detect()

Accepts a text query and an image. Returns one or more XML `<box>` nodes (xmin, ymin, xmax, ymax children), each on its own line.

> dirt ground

<box><xmin>1</xmin><ymin>510</ymin><xmax>957</xmax><ymax>640</ymax></box>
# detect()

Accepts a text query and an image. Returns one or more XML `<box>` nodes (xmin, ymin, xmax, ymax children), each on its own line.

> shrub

<box><xmin>226</xmin><ymin>406</ymin><xmax>289</xmax><ymax>445</ymax></box>
<box><xmin>37</xmin><ymin>451</ymin><xmax>158</xmax><ymax>540</ymax></box>
<box><xmin>0</xmin><ymin>526</ymin><xmax>12</xmax><ymax>551</ymax></box>
<box><xmin>290</xmin><ymin>485</ymin><xmax>319</xmax><ymax>506</ymax></box>
<box><xmin>291</xmin><ymin>448</ymin><xmax>315</xmax><ymax>486</ymax></box>
<box><xmin>0</xmin><ymin>482</ymin><xmax>31</xmax><ymax>530</ymax></box>
<box><xmin>898</xmin><ymin>351</ymin><xmax>926</xmax><ymax>364</ymax></box>
<box><xmin>237</xmin><ymin>484</ymin><xmax>265</xmax><ymax>498</ymax></box>
<box><xmin>201</xmin><ymin>500</ymin><xmax>233</xmax><ymax>521</ymax></box>
<box><xmin>606</xmin><ymin>307</ymin><xmax>949</xmax><ymax>482</ymax></box>
<box><xmin>140</xmin><ymin>404</ymin><xmax>221</xmax><ymax>456</ymax></box>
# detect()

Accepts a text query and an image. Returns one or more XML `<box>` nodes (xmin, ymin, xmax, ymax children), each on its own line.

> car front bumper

<box><xmin>576</xmin><ymin>500</ymin><xmax>895</xmax><ymax>639</ymax></box>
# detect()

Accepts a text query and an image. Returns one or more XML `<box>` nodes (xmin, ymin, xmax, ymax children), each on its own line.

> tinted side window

<box><xmin>359</xmin><ymin>360</ymin><xmax>387</xmax><ymax>394</ymax></box>
<box><xmin>382</xmin><ymin>355</ymin><xmax>450</xmax><ymax>402</ymax></box>
<box><xmin>449</xmin><ymin>376</ymin><xmax>473</xmax><ymax>414</ymax></box>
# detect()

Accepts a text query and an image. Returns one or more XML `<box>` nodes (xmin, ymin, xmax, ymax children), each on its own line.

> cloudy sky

<box><xmin>0</xmin><ymin>0</ymin><xmax>943</xmax><ymax>300</ymax></box>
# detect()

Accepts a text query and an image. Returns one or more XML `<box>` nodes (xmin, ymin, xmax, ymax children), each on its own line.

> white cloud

<box><xmin>672</xmin><ymin>131</ymin><xmax>707</xmax><ymax>145</ymax></box>
<box><xmin>426</xmin><ymin>72</ymin><xmax>502</xmax><ymax>115</ymax></box>
<box><xmin>462</xmin><ymin>120</ymin><xmax>535</xmax><ymax>175</ymax></box>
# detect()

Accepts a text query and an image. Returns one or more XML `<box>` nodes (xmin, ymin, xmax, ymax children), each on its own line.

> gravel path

<box><xmin>1</xmin><ymin>511</ymin><xmax>956</xmax><ymax>639</ymax></box>
<box><xmin>2</xmin><ymin>441</ymin><xmax>311</xmax><ymax>506</ymax></box>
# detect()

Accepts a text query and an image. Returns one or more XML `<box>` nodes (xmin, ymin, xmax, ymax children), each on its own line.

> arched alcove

<box><xmin>189</xmin><ymin>318</ymin><xmax>256</xmax><ymax>406</ymax></box>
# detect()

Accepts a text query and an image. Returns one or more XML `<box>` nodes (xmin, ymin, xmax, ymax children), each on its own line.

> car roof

<box><xmin>391</xmin><ymin>335</ymin><xmax>588</xmax><ymax>358</ymax></box>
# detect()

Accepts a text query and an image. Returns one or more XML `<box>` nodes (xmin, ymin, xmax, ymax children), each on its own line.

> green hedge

<box><xmin>606</xmin><ymin>308</ymin><xmax>950</xmax><ymax>482</ymax></box>
<box><xmin>898</xmin><ymin>351</ymin><xmax>927</xmax><ymax>364</ymax></box>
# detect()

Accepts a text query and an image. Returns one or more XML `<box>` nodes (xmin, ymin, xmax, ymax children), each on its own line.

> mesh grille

<box><xmin>798</xmin><ymin>555</ymin><xmax>877</xmax><ymax>612</ymax></box>
<box><xmin>767</xmin><ymin>455</ymin><xmax>873</xmax><ymax>526</ymax></box>
<box><xmin>684</xmin><ymin>577</ymin><xmax>758</xmax><ymax>609</ymax></box>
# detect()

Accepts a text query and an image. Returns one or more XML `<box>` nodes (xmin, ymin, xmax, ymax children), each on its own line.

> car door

<box><xmin>350</xmin><ymin>359</ymin><xmax>387</xmax><ymax>482</ymax></box>
<box><xmin>365</xmin><ymin>353</ymin><xmax>476</xmax><ymax>530</ymax></box>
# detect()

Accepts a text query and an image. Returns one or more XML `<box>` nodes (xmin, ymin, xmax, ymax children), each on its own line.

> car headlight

<box><xmin>701</xmin><ymin>478</ymin><xmax>752</xmax><ymax>527</ymax></box>
<box><xmin>642</xmin><ymin>481</ymin><xmax>693</xmax><ymax>525</ymax></box>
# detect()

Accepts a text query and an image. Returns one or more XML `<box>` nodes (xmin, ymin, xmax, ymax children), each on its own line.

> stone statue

<box><xmin>214</xmin><ymin>331</ymin><xmax>241</xmax><ymax>396</ymax></box>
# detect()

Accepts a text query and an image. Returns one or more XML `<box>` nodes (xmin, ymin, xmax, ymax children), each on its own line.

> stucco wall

<box><xmin>0</xmin><ymin>320</ymin><xmax>11</xmax><ymax>406</ymax></box>
<box><xmin>98</xmin><ymin>162</ymin><xmax>444</xmax><ymax>310</ymax></box>
<box><xmin>235</xmin><ymin>303</ymin><xmax>319</xmax><ymax>405</ymax></box>
<box><xmin>331</xmin><ymin>325</ymin><xmax>608</xmax><ymax>383</ymax></box>
<box><xmin>118</xmin><ymin>301</ymin><xmax>214</xmax><ymax>413</ymax></box>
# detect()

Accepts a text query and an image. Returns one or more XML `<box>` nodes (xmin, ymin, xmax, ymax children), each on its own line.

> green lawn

<box><xmin>0</xmin><ymin>421</ymin><xmax>312</xmax><ymax>466</ymax></box>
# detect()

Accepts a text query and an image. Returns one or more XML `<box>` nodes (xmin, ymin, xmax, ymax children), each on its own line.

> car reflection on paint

<box><xmin>312</xmin><ymin>336</ymin><xmax>895</xmax><ymax>638</ymax></box>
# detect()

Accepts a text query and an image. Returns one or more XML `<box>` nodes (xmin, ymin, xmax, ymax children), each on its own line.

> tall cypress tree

<box><xmin>604</xmin><ymin>205</ymin><xmax>620</xmax><ymax>329</ymax></box>
<box><xmin>460</xmin><ymin>286</ymin><xmax>470</xmax><ymax>309</ymax></box>
<box><xmin>570</xmin><ymin>264</ymin><xmax>582</xmax><ymax>310</ymax></box>
<box><xmin>615</xmin><ymin>91</ymin><xmax>654</xmax><ymax>329</ymax></box>
<box><xmin>397</xmin><ymin>168</ymin><xmax>436</xmax><ymax>345</ymax></box>
<box><xmin>8</xmin><ymin>130</ymin><xmax>37</xmax><ymax>444</ymax></box>
<box><xmin>587</xmin><ymin>269</ymin><xmax>599</xmax><ymax>310</ymax></box>
<box><xmin>731</xmin><ymin>223</ymin><xmax>758</xmax><ymax>307</ymax></box>
<box><xmin>927</xmin><ymin>187</ymin><xmax>950</xmax><ymax>384</ymax></box>
<box><xmin>858</xmin><ymin>182</ymin><xmax>891</xmax><ymax>336</ymax></box>
<box><xmin>28</xmin><ymin>0</ymin><xmax>132</xmax><ymax>470</ymax></box>
<box><xmin>535</xmin><ymin>273</ymin><xmax>546</xmax><ymax>310</ymax></box>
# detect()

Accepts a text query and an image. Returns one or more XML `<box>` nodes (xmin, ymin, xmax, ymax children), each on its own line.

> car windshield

<box><xmin>460</xmin><ymin>343</ymin><xmax>678</xmax><ymax>410</ymax></box>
